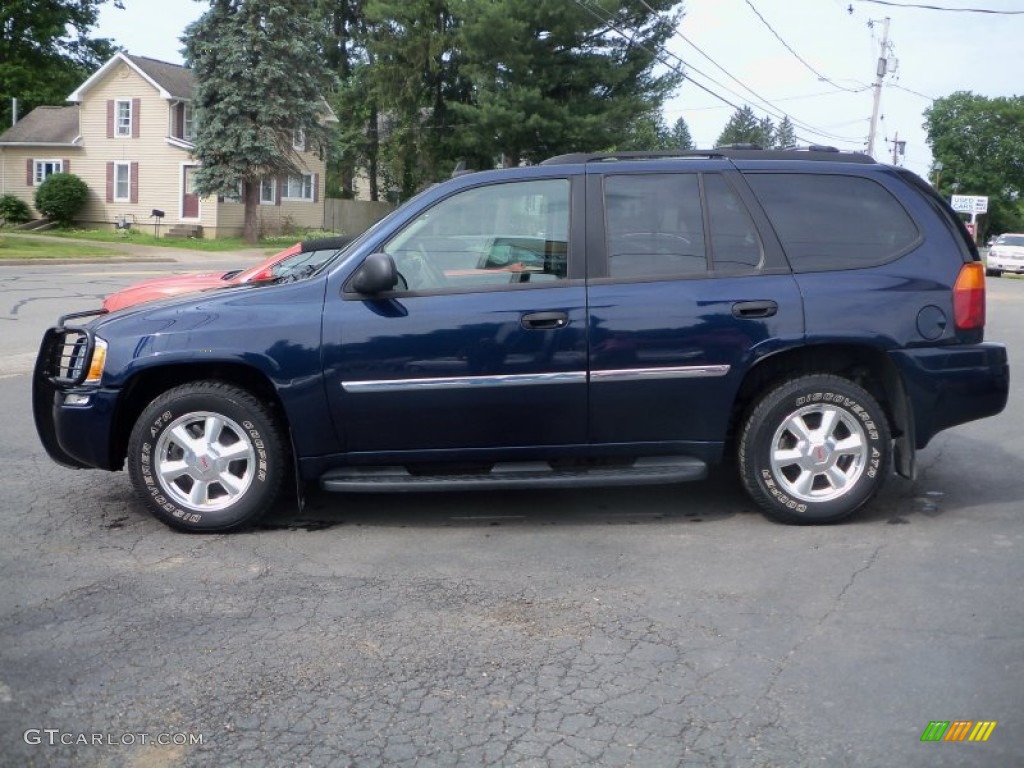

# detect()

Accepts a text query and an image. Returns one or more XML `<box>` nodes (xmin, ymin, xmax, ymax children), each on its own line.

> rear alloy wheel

<box><xmin>739</xmin><ymin>375</ymin><xmax>891</xmax><ymax>524</ymax></box>
<box><xmin>127</xmin><ymin>382</ymin><xmax>286</xmax><ymax>532</ymax></box>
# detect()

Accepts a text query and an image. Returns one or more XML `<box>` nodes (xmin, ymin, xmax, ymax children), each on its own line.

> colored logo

<box><xmin>921</xmin><ymin>721</ymin><xmax>997</xmax><ymax>742</ymax></box>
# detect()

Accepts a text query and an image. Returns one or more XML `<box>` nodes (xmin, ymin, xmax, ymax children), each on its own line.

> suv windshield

<box><xmin>996</xmin><ymin>235</ymin><xmax>1024</xmax><ymax>247</ymax></box>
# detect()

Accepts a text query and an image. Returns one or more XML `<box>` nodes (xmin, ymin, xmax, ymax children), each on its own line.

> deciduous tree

<box><xmin>0</xmin><ymin>0</ymin><xmax>118</xmax><ymax>128</ymax></box>
<box><xmin>925</xmin><ymin>91</ymin><xmax>1024</xmax><ymax>236</ymax></box>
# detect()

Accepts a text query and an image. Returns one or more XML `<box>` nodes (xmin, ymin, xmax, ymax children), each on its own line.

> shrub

<box><xmin>0</xmin><ymin>194</ymin><xmax>32</xmax><ymax>225</ymax></box>
<box><xmin>33</xmin><ymin>173</ymin><xmax>89</xmax><ymax>226</ymax></box>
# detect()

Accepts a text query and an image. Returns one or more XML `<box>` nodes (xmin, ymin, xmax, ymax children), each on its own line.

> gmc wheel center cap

<box><xmin>810</xmin><ymin>442</ymin><xmax>831</xmax><ymax>466</ymax></box>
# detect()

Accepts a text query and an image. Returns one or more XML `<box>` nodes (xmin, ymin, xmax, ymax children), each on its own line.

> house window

<box><xmin>292</xmin><ymin>129</ymin><xmax>306</xmax><ymax>151</ymax></box>
<box><xmin>183</xmin><ymin>104</ymin><xmax>196</xmax><ymax>141</ymax></box>
<box><xmin>260</xmin><ymin>177</ymin><xmax>276</xmax><ymax>204</ymax></box>
<box><xmin>114</xmin><ymin>161</ymin><xmax>131</xmax><ymax>201</ymax></box>
<box><xmin>115</xmin><ymin>99</ymin><xmax>132</xmax><ymax>137</ymax></box>
<box><xmin>284</xmin><ymin>173</ymin><xmax>313</xmax><ymax>201</ymax></box>
<box><xmin>34</xmin><ymin>160</ymin><xmax>63</xmax><ymax>185</ymax></box>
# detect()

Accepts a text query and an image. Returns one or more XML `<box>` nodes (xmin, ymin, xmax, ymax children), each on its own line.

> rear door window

<box><xmin>604</xmin><ymin>174</ymin><xmax>707</xmax><ymax>278</ymax></box>
<box><xmin>601</xmin><ymin>172</ymin><xmax>767</xmax><ymax>279</ymax></box>
<box><xmin>745</xmin><ymin>173</ymin><xmax>919</xmax><ymax>271</ymax></box>
<box><xmin>705</xmin><ymin>173</ymin><xmax>763</xmax><ymax>272</ymax></box>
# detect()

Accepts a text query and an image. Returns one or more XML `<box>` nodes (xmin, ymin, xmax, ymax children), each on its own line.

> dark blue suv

<box><xmin>33</xmin><ymin>148</ymin><xmax>1010</xmax><ymax>531</ymax></box>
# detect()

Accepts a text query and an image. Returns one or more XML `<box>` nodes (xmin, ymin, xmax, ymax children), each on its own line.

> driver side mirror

<box><xmin>349</xmin><ymin>252</ymin><xmax>398</xmax><ymax>294</ymax></box>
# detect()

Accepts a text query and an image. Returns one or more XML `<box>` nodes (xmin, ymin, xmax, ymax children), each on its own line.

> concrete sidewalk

<box><xmin>0</xmin><ymin>231</ymin><xmax>275</xmax><ymax>267</ymax></box>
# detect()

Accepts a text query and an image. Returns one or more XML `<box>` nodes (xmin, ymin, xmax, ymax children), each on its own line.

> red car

<box><xmin>102</xmin><ymin>236</ymin><xmax>352</xmax><ymax>312</ymax></box>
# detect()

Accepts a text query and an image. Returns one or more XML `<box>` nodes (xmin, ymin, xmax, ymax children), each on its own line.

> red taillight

<box><xmin>953</xmin><ymin>262</ymin><xmax>986</xmax><ymax>330</ymax></box>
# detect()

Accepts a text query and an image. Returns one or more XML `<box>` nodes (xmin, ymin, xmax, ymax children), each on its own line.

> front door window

<box><xmin>383</xmin><ymin>179</ymin><xmax>570</xmax><ymax>292</ymax></box>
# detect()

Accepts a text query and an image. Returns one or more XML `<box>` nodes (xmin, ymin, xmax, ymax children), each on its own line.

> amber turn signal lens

<box><xmin>85</xmin><ymin>337</ymin><xmax>108</xmax><ymax>383</ymax></box>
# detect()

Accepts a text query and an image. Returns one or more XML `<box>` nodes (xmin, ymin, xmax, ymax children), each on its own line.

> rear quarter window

<box><xmin>745</xmin><ymin>173</ymin><xmax>920</xmax><ymax>271</ymax></box>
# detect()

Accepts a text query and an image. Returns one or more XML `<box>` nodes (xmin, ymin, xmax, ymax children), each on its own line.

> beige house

<box><xmin>0</xmin><ymin>52</ymin><xmax>333</xmax><ymax>238</ymax></box>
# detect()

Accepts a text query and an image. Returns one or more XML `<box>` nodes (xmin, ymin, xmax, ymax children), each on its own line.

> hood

<box><xmin>95</xmin><ymin>271</ymin><xmax>309</xmax><ymax>325</ymax></box>
<box><xmin>102</xmin><ymin>272</ymin><xmax>230</xmax><ymax>312</ymax></box>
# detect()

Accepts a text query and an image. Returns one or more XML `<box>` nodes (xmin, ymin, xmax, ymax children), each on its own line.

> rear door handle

<box><xmin>732</xmin><ymin>300</ymin><xmax>778</xmax><ymax>319</ymax></box>
<box><xmin>521</xmin><ymin>311</ymin><xmax>570</xmax><ymax>330</ymax></box>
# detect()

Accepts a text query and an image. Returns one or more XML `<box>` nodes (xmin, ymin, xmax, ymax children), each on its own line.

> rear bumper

<box><xmin>889</xmin><ymin>343</ymin><xmax>1009</xmax><ymax>448</ymax></box>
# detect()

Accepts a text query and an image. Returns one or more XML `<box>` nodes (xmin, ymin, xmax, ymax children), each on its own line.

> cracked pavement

<box><xmin>1</xmin><ymin>263</ymin><xmax>1022</xmax><ymax>766</ymax></box>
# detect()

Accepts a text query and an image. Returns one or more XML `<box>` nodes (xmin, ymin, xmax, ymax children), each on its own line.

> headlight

<box><xmin>84</xmin><ymin>337</ymin><xmax>108</xmax><ymax>383</ymax></box>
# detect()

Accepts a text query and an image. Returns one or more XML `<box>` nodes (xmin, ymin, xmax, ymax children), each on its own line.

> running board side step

<box><xmin>320</xmin><ymin>456</ymin><xmax>707</xmax><ymax>493</ymax></box>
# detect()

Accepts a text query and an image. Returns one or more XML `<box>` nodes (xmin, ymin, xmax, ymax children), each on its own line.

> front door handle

<box><xmin>732</xmin><ymin>300</ymin><xmax>778</xmax><ymax>319</ymax></box>
<box><xmin>521</xmin><ymin>311</ymin><xmax>570</xmax><ymax>330</ymax></box>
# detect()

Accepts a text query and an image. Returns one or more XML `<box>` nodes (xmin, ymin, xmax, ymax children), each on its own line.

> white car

<box><xmin>985</xmin><ymin>233</ymin><xmax>1024</xmax><ymax>276</ymax></box>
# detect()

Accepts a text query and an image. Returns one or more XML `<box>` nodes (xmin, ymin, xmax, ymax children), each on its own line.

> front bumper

<box><xmin>889</xmin><ymin>342</ymin><xmax>1009</xmax><ymax>449</ymax></box>
<box><xmin>33</xmin><ymin>324</ymin><xmax>120</xmax><ymax>471</ymax></box>
<box><xmin>987</xmin><ymin>255</ymin><xmax>1024</xmax><ymax>273</ymax></box>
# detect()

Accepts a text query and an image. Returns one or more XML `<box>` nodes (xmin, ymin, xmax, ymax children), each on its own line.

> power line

<box><xmin>890</xmin><ymin>83</ymin><xmax>935</xmax><ymax>100</ymax></box>
<box><xmin>571</xmin><ymin>1</ymin><xmax>744</xmax><ymax>109</ymax></box>
<box><xmin>639</xmin><ymin>0</ymin><xmax>870</xmax><ymax>130</ymax></box>
<box><xmin>854</xmin><ymin>0</ymin><xmax>1024</xmax><ymax>13</ymax></box>
<box><xmin>665</xmin><ymin>86</ymin><xmax>870</xmax><ymax>113</ymax></box>
<box><xmin>742</xmin><ymin>0</ymin><xmax>865</xmax><ymax>93</ymax></box>
<box><xmin>574</xmin><ymin>0</ymin><xmax>865</xmax><ymax>145</ymax></box>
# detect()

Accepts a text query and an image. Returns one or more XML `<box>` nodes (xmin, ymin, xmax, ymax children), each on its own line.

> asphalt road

<box><xmin>0</xmin><ymin>261</ymin><xmax>1021</xmax><ymax>767</ymax></box>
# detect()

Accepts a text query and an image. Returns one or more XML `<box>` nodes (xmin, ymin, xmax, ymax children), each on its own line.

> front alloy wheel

<box><xmin>127</xmin><ymin>381</ymin><xmax>286</xmax><ymax>532</ymax></box>
<box><xmin>153</xmin><ymin>411</ymin><xmax>257</xmax><ymax>512</ymax></box>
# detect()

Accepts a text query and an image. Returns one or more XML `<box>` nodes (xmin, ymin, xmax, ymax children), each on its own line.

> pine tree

<box><xmin>668</xmin><ymin>117</ymin><xmax>695</xmax><ymax>150</ymax></box>
<box><xmin>716</xmin><ymin>106</ymin><xmax>760</xmax><ymax>147</ymax></box>
<box><xmin>317</xmin><ymin>0</ymin><xmax>373</xmax><ymax>199</ymax></box>
<box><xmin>362</xmin><ymin>0</ymin><xmax>467</xmax><ymax>199</ymax></box>
<box><xmin>775</xmin><ymin>115</ymin><xmax>796</xmax><ymax>148</ymax></box>
<box><xmin>756</xmin><ymin>116</ymin><xmax>775</xmax><ymax>149</ymax></box>
<box><xmin>183</xmin><ymin>0</ymin><xmax>334</xmax><ymax>243</ymax></box>
<box><xmin>322</xmin><ymin>0</ymin><xmax>686</xmax><ymax>198</ymax></box>
<box><xmin>452</xmin><ymin>0</ymin><xmax>684</xmax><ymax>169</ymax></box>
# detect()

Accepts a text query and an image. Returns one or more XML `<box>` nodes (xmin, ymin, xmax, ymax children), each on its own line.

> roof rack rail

<box><xmin>540</xmin><ymin>146</ymin><xmax>875</xmax><ymax>166</ymax></box>
<box><xmin>541</xmin><ymin>150</ymin><xmax>722</xmax><ymax>165</ymax></box>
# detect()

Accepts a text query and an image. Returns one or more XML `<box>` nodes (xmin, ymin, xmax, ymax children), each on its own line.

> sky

<box><xmin>95</xmin><ymin>0</ymin><xmax>1024</xmax><ymax>180</ymax></box>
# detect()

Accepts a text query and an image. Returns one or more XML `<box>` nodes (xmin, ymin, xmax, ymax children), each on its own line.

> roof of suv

<box><xmin>541</xmin><ymin>146</ymin><xmax>876</xmax><ymax>166</ymax></box>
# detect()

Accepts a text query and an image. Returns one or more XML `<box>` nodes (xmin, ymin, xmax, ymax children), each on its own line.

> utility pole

<box><xmin>890</xmin><ymin>131</ymin><xmax>906</xmax><ymax>165</ymax></box>
<box><xmin>867</xmin><ymin>16</ymin><xmax>890</xmax><ymax>159</ymax></box>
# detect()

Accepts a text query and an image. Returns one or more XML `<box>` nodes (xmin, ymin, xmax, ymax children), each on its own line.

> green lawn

<box><xmin>0</xmin><ymin>235</ymin><xmax>122</xmax><ymax>260</ymax></box>
<box><xmin>3</xmin><ymin>227</ymin><xmax>322</xmax><ymax>252</ymax></box>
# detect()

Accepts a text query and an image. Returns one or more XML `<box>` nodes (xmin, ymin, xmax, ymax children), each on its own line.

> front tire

<box><xmin>127</xmin><ymin>381</ymin><xmax>286</xmax><ymax>532</ymax></box>
<box><xmin>738</xmin><ymin>375</ymin><xmax>891</xmax><ymax>524</ymax></box>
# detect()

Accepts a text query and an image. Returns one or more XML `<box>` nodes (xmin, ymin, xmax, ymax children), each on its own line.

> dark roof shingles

<box><xmin>0</xmin><ymin>106</ymin><xmax>80</xmax><ymax>145</ymax></box>
<box><xmin>124</xmin><ymin>54</ymin><xmax>193</xmax><ymax>100</ymax></box>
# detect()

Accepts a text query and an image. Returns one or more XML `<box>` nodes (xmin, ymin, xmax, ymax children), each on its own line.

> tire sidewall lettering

<box><xmin>746</xmin><ymin>378</ymin><xmax>890</xmax><ymax>523</ymax></box>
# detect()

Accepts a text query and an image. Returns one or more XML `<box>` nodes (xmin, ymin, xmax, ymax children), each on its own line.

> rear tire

<box><xmin>127</xmin><ymin>381</ymin><xmax>286</xmax><ymax>532</ymax></box>
<box><xmin>738</xmin><ymin>375</ymin><xmax>890</xmax><ymax>524</ymax></box>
